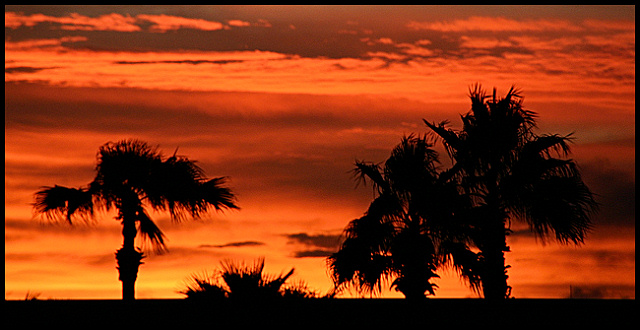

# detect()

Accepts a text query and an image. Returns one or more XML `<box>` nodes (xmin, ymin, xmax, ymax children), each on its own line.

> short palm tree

<box><xmin>33</xmin><ymin>139</ymin><xmax>238</xmax><ymax>300</ymax></box>
<box><xmin>219</xmin><ymin>258</ymin><xmax>295</xmax><ymax>300</ymax></box>
<box><xmin>328</xmin><ymin>135</ymin><xmax>480</xmax><ymax>299</ymax></box>
<box><xmin>424</xmin><ymin>85</ymin><xmax>598</xmax><ymax>299</ymax></box>
<box><xmin>180</xmin><ymin>258</ymin><xmax>325</xmax><ymax>300</ymax></box>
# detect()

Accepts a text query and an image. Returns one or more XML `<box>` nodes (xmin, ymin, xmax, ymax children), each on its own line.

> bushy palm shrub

<box><xmin>180</xmin><ymin>258</ymin><xmax>330</xmax><ymax>300</ymax></box>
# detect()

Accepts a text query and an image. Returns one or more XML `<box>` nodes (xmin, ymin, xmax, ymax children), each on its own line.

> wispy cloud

<box><xmin>292</xmin><ymin>250</ymin><xmax>335</xmax><ymax>258</ymax></box>
<box><xmin>136</xmin><ymin>14</ymin><xmax>225</xmax><ymax>32</ymax></box>
<box><xmin>285</xmin><ymin>232</ymin><xmax>342</xmax><ymax>258</ymax></box>
<box><xmin>407</xmin><ymin>16</ymin><xmax>584</xmax><ymax>32</ymax></box>
<box><xmin>198</xmin><ymin>241</ymin><xmax>265</xmax><ymax>248</ymax></box>
<box><xmin>227</xmin><ymin>19</ymin><xmax>251</xmax><ymax>27</ymax></box>
<box><xmin>569</xmin><ymin>284</ymin><xmax>635</xmax><ymax>299</ymax></box>
<box><xmin>5</xmin><ymin>12</ymin><xmax>140</xmax><ymax>32</ymax></box>
<box><xmin>5</xmin><ymin>66</ymin><xmax>60</xmax><ymax>74</ymax></box>
<box><xmin>113</xmin><ymin>59</ymin><xmax>245</xmax><ymax>65</ymax></box>
<box><xmin>4</xmin><ymin>36</ymin><xmax>87</xmax><ymax>50</ymax></box>
<box><xmin>285</xmin><ymin>233</ymin><xmax>342</xmax><ymax>249</ymax></box>
<box><xmin>5</xmin><ymin>11</ymin><xmax>268</xmax><ymax>33</ymax></box>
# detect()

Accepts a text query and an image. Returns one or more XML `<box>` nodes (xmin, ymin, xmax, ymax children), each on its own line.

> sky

<box><xmin>5</xmin><ymin>5</ymin><xmax>635</xmax><ymax>300</ymax></box>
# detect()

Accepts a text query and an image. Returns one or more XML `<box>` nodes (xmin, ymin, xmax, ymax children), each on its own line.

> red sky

<box><xmin>5</xmin><ymin>5</ymin><xmax>635</xmax><ymax>300</ymax></box>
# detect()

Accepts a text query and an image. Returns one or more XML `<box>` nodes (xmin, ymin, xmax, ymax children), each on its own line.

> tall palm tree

<box><xmin>328</xmin><ymin>135</ymin><xmax>480</xmax><ymax>299</ymax></box>
<box><xmin>33</xmin><ymin>139</ymin><xmax>238</xmax><ymax>300</ymax></box>
<box><xmin>424</xmin><ymin>85</ymin><xmax>598</xmax><ymax>299</ymax></box>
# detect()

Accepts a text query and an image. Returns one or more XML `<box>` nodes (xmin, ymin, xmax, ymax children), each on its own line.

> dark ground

<box><xmin>4</xmin><ymin>298</ymin><xmax>635</xmax><ymax>327</ymax></box>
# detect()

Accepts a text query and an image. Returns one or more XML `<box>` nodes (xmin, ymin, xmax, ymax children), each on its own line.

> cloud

<box><xmin>61</xmin><ymin>13</ymin><xmax>140</xmax><ymax>32</ymax></box>
<box><xmin>285</xmin><ymin>232</ymin><xmax>342</xmax><ymax>258</ymax></box>
<box><xmin>137</xmin><ymin>14</ymin><xmax>225</xmax><ymax>32</ymax></box>
<box><xmin>5</xmin><ymin>12</ymin><xmax>140</xmax><ymax>32</ymax></box>
<box><xmin>459</xmin><ymin>36</ymin><xmax>518</xmax><ymax>50</ymax></box>
<box><xmin>5</xmin><ymin>66</ymin><xmax>60</xmax><ymax>74</ymax></box>
<box><xmin>113</xmin><ymin>59</ymin><xmax>245</xmax><ymax>65</ymax></box>
<box><xmin>5</xmin><ymin>11</ymin><xmax>38</xmax><ymax>28</ymax></box>
<box><xmin>292</xmin><ymin>250</ymin><xmax>335</xmax><ymax>258</ymax></box>
<box><xmin>579</xmin><ymin>158</ymin><xmax>635</xmax><ymax>227</ymax></box>
<box><xmin>5</xmin><ymin>251</ymin><xmax>114</xmax><ymax>268</ymax></box>
<box><xmin>362</xmin><ymin>38</ymin><xmax>437</xmax><ymax>61</ymax></box>
<box><xmin>582</xmin><ymin>19</ymin><xmax>635</xmax><ymax>31</ymax></box>
<box><xmin>587</xmin><ymin>249</ymin><xmax>635</xmax><ymax>269</ymax></box>
<box><xmin>4</xmin><ymin>36</ymin><xmax>88</xmax><ymax>50</ymax></box>
<box><xmin>4</xmin><ymin>82</ymin><xmax>450</xmax><ymax>136</ymax></box>
<box><xmin>227</xmin><ymin>19</ymin><xmax>251</xmax><ymax>27</ymax></box>
<box><xmin>256</xmin><ymin>19</ymin><xmax>273</xmax><ymax>28</ymax></box>
<box><xmin>5</xmin><ymin>12</ymin><xmax>262</xmax><ymax>33</ymax></box>
<box><xmin>285</xmin><ymin>233</ymin><xmax>342</xmax><ymax>249</ymax></box>
<box><xmin>198</xmin><ymin>241</ymin><xmax>265</xmax><ymax>248</ymax></box>
<box><xmin>569</xmin><ymin>284</ymin><xmax>635</xmax><ymax>299</ymax></box>
<box><xmin>4</xmin><ymin>87</ymin><xmax>215</xmax><ymax>133</ymax></box>
<box><xmin>407</xmin><ymin>16</ymin><xmax>583</xmax><ymax>32</ymax></box>
<box><xmin>6</xmin><ymin>14</ymin><xmax>633</xmax><ymax>106</ymax></box>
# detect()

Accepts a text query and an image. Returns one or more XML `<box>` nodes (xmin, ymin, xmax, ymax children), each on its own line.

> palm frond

<box><xmin>522</xmin><ymin>133</ymin><xmax>574</xmax><ymax>159</ymax></box>
<box><xmin>219</xmin><ymin>258</ymin><xmax>295</xmax><ymax>299</ymax></box>
<box><xmin>135</xmin><ymin>207</ymin><xmax>167</xmax><ymax>253</ymax></box>
<box><xmin>105</xmin><ymin>143</ymin><xmax>239</xmax><ymax>222</ymax></box>
<box><xmin>179</xmin><ymin>271</ymin><xmax>228</xmax><ymax>300</ymax></box>
<box><xmin>165</xmin><ymin>177</ymin><xmax>238</xmax><ymax>222</ymax></box>
<box><xmin>93</xmin><ymin>139</ymin><xmax>162</xmax><ymax>198</ymax></box>
<box><xmin>468</xmin><ymin>84</ymin><xmax>490</xmax><ymax>124</ymax></box>
<box><xmin>328</xmin><ymin>245</ymin><xmax>395</xmax><ymax>297</ymax></box>
<box><xmin>328</xmin><ymin>214</ymin><xmax>398</xmax><ymax>297</ymax></box>
<box><xmin>93</xmin><ymin>139</ymin><xmax>238</xmax><ymax>221</ymax></box>
<box><xmin>385</xmin><ymin>134</ymin><xmax>440</xmax><ymax>191</ymax></box>
<box><xmin>353</xmin><ymin>160</ymin><xmax>386</xmax><ymax>191</ymax></box>
<box><xmin>200</xmin><ymin>177</ymin><xmax>239</xmax><ymax>211</ymax></box>
<box><xmin>515</xmin><ymin>175</ymin><xmax>597</xmax><ymax>245</ymax></box>
<box><xmin>33</xmin><ymin>185</ymin><xmax>94</xmax><ymax>224</ymax></box>
<box><xmin>344</xmin><ymin>211</ymin><xmax>397</xmax><ymax>250</ymax></box>
<box><xmin>423</xmin><ymin>119</ymin><xmax>461</xmax><ymax>160</ymax></box>
<box><xmin>503</xmin><ymin>133</ymin><xmax>597</xmax><ymax>245</ymax></box>
<box><xmin>438</xmin><ymin>241</ymin><xmax>482</xmax><ymax>294</ymax></box>
<box><xmin>143</xmin><ymin>153</ymin><xmax>203</xmax><ymax>215</ymax></box>
<box><xmin>367</xmin><ymin>193</ymin><xmax>403</xmax><ymax>222</ymax></box>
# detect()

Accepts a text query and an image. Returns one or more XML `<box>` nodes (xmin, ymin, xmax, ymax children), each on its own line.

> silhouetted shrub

<box><xmin>179</xmin><ymin>258</ymin><xmax>331</xmax><ymax>300</ymax></box>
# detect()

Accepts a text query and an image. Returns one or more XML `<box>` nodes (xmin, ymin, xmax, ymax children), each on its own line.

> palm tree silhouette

<box><xmin>424</xmin><ymin>85</ymin><xmax>598</xmax><ymax>299</ymax></box>
<box><xmin>33</xmin><ymin>139</ymin><xmax>238</xmax><ymax>300</ymax></box>
<box><xmin>328</xmin><ymin>135</ymin><xmax>481</xmax><ymax>299</ymax></box>
<box><xmin>180</xmin><ymin>258</ymin><xmax>325</xmax><ymax>300</ymax></box>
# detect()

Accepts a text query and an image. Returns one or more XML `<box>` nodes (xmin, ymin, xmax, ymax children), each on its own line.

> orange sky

<box><xmin>5</xmin><ymin>5</ymin><xmax>635</xmax><ymax>300</ymax></box>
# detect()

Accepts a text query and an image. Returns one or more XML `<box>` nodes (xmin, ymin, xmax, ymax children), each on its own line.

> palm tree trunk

<box><xmin>480</xmin><ymin>217</ymin><xmax>510</xmax><ymax>300</ymax></box>
<box><xmin>116</xmin><ymin>246</ymin><xmax>143</xmax><ymax>301</ymax></box>
<box><xmin>476</xmin><ymin>173</ymin><xmax>511</xmax><ymax>300</ymax></box>
<box><xmin>115</xmin><ymin>202</ymin><xmax>144</xmax><ymax>301</ymax></box>
<box><xmin>398</xmin><ymin>266</ymin><xmax>433</xmax><ymax>300</ymax></box>
<box><xmin>395</xmin><ymin>222</ymin><xmax>435</xmax><ymax>300</ymax></box>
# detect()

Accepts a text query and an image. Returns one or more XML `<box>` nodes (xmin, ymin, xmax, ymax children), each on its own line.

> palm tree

<box><xmin>33</xmin><ymin>139</ymin><xmax>238</xmax><ymax>300</ymax></box>
<box><xmin>424</xmin><ymin>85</ymin><xmax>598</xmax><ymax>299</ymax></box>
<box><xmin>328</xmin><ymin>135</ymin><xmax>481</xmax><ymax>299</ymax></box>
<box><xmin>219</xmin><ymin>258</ymin><xmax>294</xmax><ymax>300</ymax></box>
<box><xmin>180</xmin><ymin>258</ymin><xmax>326</xmax><ymax>300</ymax></box>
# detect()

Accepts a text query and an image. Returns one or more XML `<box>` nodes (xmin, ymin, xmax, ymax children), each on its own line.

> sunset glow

<box><xmin>5</xmin><ymin>5</ymin><xmax>634</xmax><ymax>300</ymax></box>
